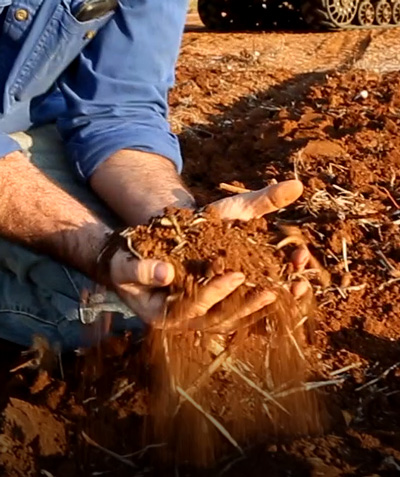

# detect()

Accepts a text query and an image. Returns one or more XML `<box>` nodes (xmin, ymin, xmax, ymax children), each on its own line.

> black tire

<box><xmin>268</xmin><ymin>2</ymin><xmax>305</xmax><ymax>29</ymax></box>
<box><xmin>357</xmin><ymin>0</ymin><xmax>375</xmax><ymax>24</ymax></box>
<box><xmin>198</xmin><ymin>0</ymin><xmax>235</xmax><ymax>30</ymax></box>
<box><xmin>375</xmin><ymin>0</ymin><xmax>392</xmax><ymax>24</ymax></box>
<box><xmin>198</xmin><ymin>0</ymin><xmax>268</xmax><ymax>30</ymax></box>
<box><xmin>301</xmin><ymin>0</ymin><xmax>358</xmax><ymax>29</ymax></box>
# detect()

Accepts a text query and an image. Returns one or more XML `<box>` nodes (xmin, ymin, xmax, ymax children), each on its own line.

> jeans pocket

<box><xmin>11</xmin><ymin>3</ymin><xmax>114</xmax><ymax>102</ymax></box>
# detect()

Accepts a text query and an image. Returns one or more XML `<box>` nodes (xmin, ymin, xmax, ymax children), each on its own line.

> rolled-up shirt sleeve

<box><xmin>0</xmin><ymin>132</ymin><xmax>21</xmax><ymax>158</ymax></box>
<box><xmin>57</xmin><ymin>0</ymin><xmax>187</xmax><ymax>181</ymax></box>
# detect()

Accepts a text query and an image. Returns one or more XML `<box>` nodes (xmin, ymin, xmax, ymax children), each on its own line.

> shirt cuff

<box><xmin>62</xmin><ymin>123</ymin><xmax>183</xmax><ymax>181</ymax></box>
<box><xmin>0</xmin><ymin>133</ymin><xmax>22</xmax><ymax>159</ymax></box>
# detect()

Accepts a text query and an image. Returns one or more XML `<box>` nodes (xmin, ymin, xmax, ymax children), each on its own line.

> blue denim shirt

<box><xmin>0</xmin><ymin>0</ymin><xmax>187</xmax><ymax>179</ymax></box>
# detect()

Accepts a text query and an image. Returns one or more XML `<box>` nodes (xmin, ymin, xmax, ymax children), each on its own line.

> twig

<box><xmin>176</xmin><ymin>386</ymin><xmax>244</xmax><ymax>455</ymax></box>
<box><xmin>380</xmin><ymin>186</ymin><xmax>400</xmax><ymax>210</ymax></box>
<box><xmin>286</xmin><ymin>326</ymin><xmax>305</xmax><ymax>361</ymax></box>
<box><xmin>343</xmin><ymin>284</ymin><xmax>367</xmax><ymax>292</ymax></box>
<box><xmin>10</xmin><ymin>358</ymin><xmax>41</xmax><ymax>373</ymax></box>
<box><xmin>123</xmin><ymin>443</ymin><xmax>166</xmax><ymax>458</ymax></box>
<box><xmin>120</xmin><ymin>229</ymin><xmax>143</xmax><ymax>260</ymax></box>
<box><xmin>336</xmin><ymin>286</ymin><xmax>347</xmax><ymax>299</ymax></box>
<box><xmin>332</xmin><ymin>184</ymin><xmax>356</xmax><ymax>196</ymax></box>
<box><xmin>207</xmin><ymin>340</ymin><xmax>289</xmax><ymax>414</ymax></box>
<box><xmin>171</xmin><ymin>240</ymin><xmax>188</xmax><ymax>254</ymax></box>
<box><xmin>183</xmin><ymin>347</ymin><xmax>231</xmax><ymax>400</ymax></box>
<box><xmin>378</xmin><ymin>277</ymin><xmax>400</xmax><ymax>291</ymax></box>
<box><xmin>304</xmin><ymin>379</ymin><xmax>344</xmax><ymax>390</ymax></box>
<box><xmin>107</xmin><ymin>381</ymin><xmax>136</xmax><ymax>403</ymax></box>
<box><xmin>293</xmin><ymin>150</ymin><xmax>303</xmax><ymax>181</ymax></box>
<box><xmin>219</xmin><ymin>183</ymin><xmax>252</xmax><ymax>194</ymax></box>
<box><xmin>294</xmin><ymin>316</ymin><xmax>309</xmax><ymax>330</ymax></box>
<box><xmin>228</xmin><ymin>362</ymin><xmax>290</xmax><ymax>415</ymax></box>
<box><xmin>329</xmin><ymin>362</ymin><xmax>362</xmax><ymax>376</ymax></box>
<box><xmin>82</xmin><ymin>396</ymin><xmax>96</xmax><ymax>405</ymax></box>
<box><xmin>272</xmin><ymin>379</ymin><xmax>344</xmax><ymax>399</ymax></box>
<box><xmin>262</xmin><ymin>402</ymin><xmax>274</xmax><ymax>421</ymax></box>
<box><xmin>342</xmin><ymin>237</ymin><xmax>349</xmax><ymax>273</ymax></box>
<box><xmin>81</xmin><ymin>431</ymin><xmax>137</xmax><ymax>469</ymax></box>
<box><xmin>356</xmin><ymin>362</ymin><xmax>400</xmax><ymax>392</ymax></box>
<box><xmin>376</xmin><ymin>250</ymin><xmax>400</xmax><ymax>278</ymax></box>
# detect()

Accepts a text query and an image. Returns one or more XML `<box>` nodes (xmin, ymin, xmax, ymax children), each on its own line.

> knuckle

<box><xmin>193</xmin><ymin>301</ymin><xmax>209</xmax><ymax>317</ymax></box>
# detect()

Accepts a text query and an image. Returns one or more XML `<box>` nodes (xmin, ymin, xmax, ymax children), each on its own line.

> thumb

<box><xmin>212</xmin><ymin>180</ymin><xmax>304</xmax><ymax>221</ymax></box>
<box><xmin>110</xmin><ymin>250</ymin><xmax>175</xmax><ymax>287</ymax></box>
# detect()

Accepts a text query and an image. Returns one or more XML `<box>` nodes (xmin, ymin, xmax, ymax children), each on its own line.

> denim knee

<box><xmin>0</xmin><ymin>260</ymin><xmax>144</xmax><ymax>350</ymax></box>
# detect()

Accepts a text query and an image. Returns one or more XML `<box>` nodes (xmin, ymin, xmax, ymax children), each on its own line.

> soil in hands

<box><xmin>108</xmin><ymin>207</ymin><xmax>325</xmax><ymax>466</ymax></box>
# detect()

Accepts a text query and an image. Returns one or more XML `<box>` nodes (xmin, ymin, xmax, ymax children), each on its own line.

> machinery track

<box><xmin>198</xmin><ymin>0</ymin><xmax>400</xmax><ymax>30</ymax></box>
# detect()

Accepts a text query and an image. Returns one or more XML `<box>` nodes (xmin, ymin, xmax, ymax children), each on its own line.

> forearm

<box><xmin>0</xmin><ymin>151</ymin><xmax>110</xmax><ymax>281</ymax></box>
<box><xmin>90</xmin><ymin>150</ymin><xmax>195</xmax><ymax>226</ymax></box>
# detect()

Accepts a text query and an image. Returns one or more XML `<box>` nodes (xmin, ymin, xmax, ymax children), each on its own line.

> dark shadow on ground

<box><xmin>178</xmin><ymin>70</ymin><xmax>330</xmax><ymax>204</ymax></box>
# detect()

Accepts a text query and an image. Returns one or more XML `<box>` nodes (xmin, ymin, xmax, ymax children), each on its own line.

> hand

<box><xmin>212</xmin><ymin>180</ymin><xmax>311</xmax><ymax>298</ymax></box>
<box><xmin>110</xmin><ymin>179</ymin><xmax>309</xmax><ymax>330</ymax></box>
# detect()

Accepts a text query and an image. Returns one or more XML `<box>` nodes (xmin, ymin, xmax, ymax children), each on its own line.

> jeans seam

<box><xmin>0</xmin><ymin>309</ymin><xmax>58</xmax><ymax>327</ymax></box>
<box><xmin>61</xmin><ymin>266</ymin><xmax>81</xmax><ymax>299</ymax></box>
<box><xmin>61</xmin><ymin>265</ymin><xmax>87</xmax><ymax>324</ymax></box>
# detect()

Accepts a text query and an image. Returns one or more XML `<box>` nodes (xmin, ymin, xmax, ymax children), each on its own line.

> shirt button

<box><xmin>14</xmin><ymin>8</ymin><xmax>29</xmax><ymax>21</ymax></box>
<box><xmin>84</xmin><ymin>30</ymin><xmax>97</xmax><ymax>40</ymax></box>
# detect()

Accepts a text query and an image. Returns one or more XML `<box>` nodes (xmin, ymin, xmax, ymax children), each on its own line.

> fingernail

<box><xmin>154</xmin><ymin>263</ymin><xmax>168</xmax><ymax>285</ymax></box>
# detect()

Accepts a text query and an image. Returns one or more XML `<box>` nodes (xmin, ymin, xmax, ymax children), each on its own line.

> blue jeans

<box><xmin>0</xmin><ymin>126</ymin><xmax>144</xmax><ymax>349</ymax></box>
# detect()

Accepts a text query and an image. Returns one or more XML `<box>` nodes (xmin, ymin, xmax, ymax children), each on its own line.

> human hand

<box><xmin>108</xmin><ymin>179</ymin><xmax>311</xmax><ymax>331</ymax></box>
<box><xmin>212</xmin><ymin>179</ymin><xmax>312</xmax><ymax>300</ymax></box>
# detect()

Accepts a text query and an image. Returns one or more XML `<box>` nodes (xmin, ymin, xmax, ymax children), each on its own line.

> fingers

<box><xmin>117</xmin><ymin>283</ymin><xmax>168</xmax><ymax>323</ymax></box>
<box><xmin>291</xmin><ymin>245</ymin><xmax>311</xmax><ymax>273</ymax></box>
<box><xmin>212</xmin><ymin>180</ymin><xmax>304</xmax><ymax>221</ymax></box>
<box><xmin>291</xmin><ymin>245</ymin><xmax>331</xmax><ymax>288</ymax></box>
<box><xmin>198</xmin><ymin>289</ymin><xmax>277</xmax><ymax>333</ymax></box>
<box><xmin>118</xmin><ymin>272</ymin><xmax>245</xmax><ymax>327</ymax></box>
<box><xmin>291</xmin><ymin>279</ymin><xmax>310</xmax><ymax>298</ymax></box>
<box><xmin>291</xmin><ymin>280</ymin><xmax>315</xmax><ymax>318</ymax></box>
<box><xmin>182</xmin><ymin>272</ymin><xmax>245</xmax><ymax>321</ymax></box>
<box><xmin>148</xmin><ymin>272</ymin><xmax>245</xmax><ymax>331</ymax></box>
<box><xmin>110</xmin><ymin>250</ymin><xmax>175</xmax><ymax>287</ymax></box>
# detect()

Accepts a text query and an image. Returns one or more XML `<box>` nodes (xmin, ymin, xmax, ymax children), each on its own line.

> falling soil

<box><xmin>100</xmin><ymin>207</ymin><xmax>324</xmax><ymax>466</ymax></box>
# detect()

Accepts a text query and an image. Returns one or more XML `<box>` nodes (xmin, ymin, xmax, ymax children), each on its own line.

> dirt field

<box><xmin>2</xmin><ymin>16</ymin><xmax>400</xmax><ymax>477</ymax></box>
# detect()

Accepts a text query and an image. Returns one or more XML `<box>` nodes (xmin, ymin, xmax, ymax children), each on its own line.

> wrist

<box><xmin>94</xmin><ymin>228</ymin><xmax>122</xmax><ymax>286</ymax></box>
<box><xmin>64</xmin><ymin>220</ymin><xmax>113</xmax><ymax>285</ymax></box>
